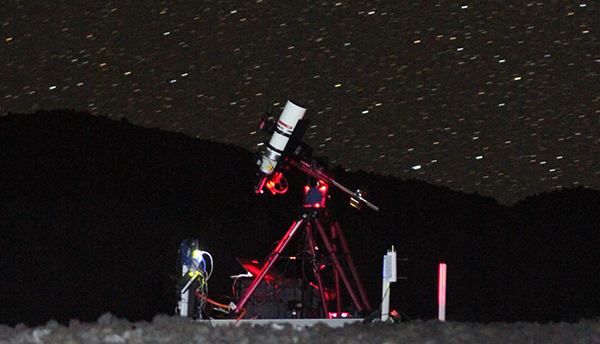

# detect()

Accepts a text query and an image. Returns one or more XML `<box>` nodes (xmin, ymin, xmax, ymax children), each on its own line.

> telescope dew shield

<box><xmin>258</xmin><ymin>100</ymin><xmax>307</xmax><ymax>175</ymax></box>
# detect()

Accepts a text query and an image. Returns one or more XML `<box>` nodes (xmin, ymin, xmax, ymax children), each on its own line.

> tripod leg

<box><xmin>235</xmin><ymin>219</ymin><xmax>305</xmax><ymax>314</ymax></box>
<box><xmin>313</xmin><ymin>219</ymin><xmax>366</xmax><ymax>314</ymax></box>
<box><xmin>306</xmin><ymin>223</ymin><xmax>330</xmax><ymax>318</ymax></box>
<box><xmin>333</xmin><ymin>221</ymin><xmax>373</xmax><ymax>312</ymax></box>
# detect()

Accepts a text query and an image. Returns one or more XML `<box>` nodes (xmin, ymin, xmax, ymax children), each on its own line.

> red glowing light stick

<box><xmin>438</xmin><ymin>263</ymin><xmax>447</xmax><ymax>321</ymax></box>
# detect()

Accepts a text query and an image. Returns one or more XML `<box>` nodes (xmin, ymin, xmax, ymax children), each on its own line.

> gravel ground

<box><xmin>1</xmin><ymin>313</ymin><xmax>600</xmax><ymax>344</ymax></box>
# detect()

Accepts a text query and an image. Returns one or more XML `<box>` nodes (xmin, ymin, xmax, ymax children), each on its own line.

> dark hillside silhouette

<box><xmin>1</xmin><ymin>110</ymin><xmax>599</xmax><ymax>326</ymax></box>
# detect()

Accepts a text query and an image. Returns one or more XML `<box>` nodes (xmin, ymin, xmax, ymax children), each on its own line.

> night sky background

<box><xmin>1</xmin><ymin>0</ymin><xmax>598</xmax><ymax>205</ymax></box>
<box><xmin>1</xmin><ymin>0</ymin><xmax>600</xmax><ymax>328</ymax></box>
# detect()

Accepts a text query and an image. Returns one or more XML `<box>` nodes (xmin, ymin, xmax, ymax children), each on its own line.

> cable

<box><xmin>200</xmin><ymin>250</ymin><xmax>214</xmax><ymax>281</ymax></box>
<box><xmin>196</xmin><ymin>291</ymin><xmax>231</xmax><ymax>311</ymax></box>
<box><xmin>195</xmin><ymin>291</ymin><xmax>248</xmax><ymax>323</ymax></box>
<box><xmin>377</xmin><ymin>284</ymin><xmax>393</xmax><ymax>323</ymax></box>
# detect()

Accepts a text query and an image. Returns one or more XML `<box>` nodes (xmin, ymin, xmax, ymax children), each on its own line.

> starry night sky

<box><xmin>1</xmin><ymin>1</ymin><xmax>598</xmax><ymax>205</ymax></box>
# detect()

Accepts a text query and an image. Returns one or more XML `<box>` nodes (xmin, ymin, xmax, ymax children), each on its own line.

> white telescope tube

<box><xmin>258</xmin><ymin>100</ymin><xmax>306</xmax><ymax>175</ymax></box>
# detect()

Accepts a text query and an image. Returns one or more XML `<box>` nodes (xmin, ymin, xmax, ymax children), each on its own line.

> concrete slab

<box><xmin>203</xmin><ymin>318</ymin><xmax>364</xmax><ymax>328</ymax></box>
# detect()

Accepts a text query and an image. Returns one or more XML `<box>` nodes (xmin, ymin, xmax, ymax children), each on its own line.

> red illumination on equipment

<box><xmin>328</xmin><ymin>312</ymin><xmax>350</xmax><ymax>318</ymax></box>
<box><xmin>309</xmin><ymin>282</ymin><xmax>335</xmax><ymax>301</ymax></box>
<box><xmin>265</xmin><ymin>172</ymin><xmax>288</xmax><ymax>195</ymax></box>
<box><xmin>237</xmin><ymin>258</ymin><xmax>278</xmax><ymax>282</ymax></box>
<box><xmin>303</xmin><ymin>180</ymin><xmax>328</xmax><ymax>208</ymax></box>
<box><xmin>255</xmin><ymin>176</ymin><xmax>267</xmax><ymax>194</ymax></box>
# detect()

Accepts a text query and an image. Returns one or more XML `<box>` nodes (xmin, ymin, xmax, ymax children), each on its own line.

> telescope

<box><xmin>233</xmin><ymin>102</ymin><xmax>380</xmax><ymax>319</ymax></box>
<box><xmin>256</xmin><ymin>100</ymin><xmax>307</xmax><ymax>177</ymax></box>
<box><xmin>254</xmin><ymin>100</ymin><xmax>379</xmax><ymax>212</ymax></box>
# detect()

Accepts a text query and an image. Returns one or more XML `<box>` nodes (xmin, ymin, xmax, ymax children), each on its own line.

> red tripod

<box><xmin>242</xmin><ymin>140</ymin><xmax>378</xmax><ymax>319</ymax></box>
<box><xmin>234</xmin><ymin>207</ymin><xmax>372</xmax><ymax>318</ymax></box>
